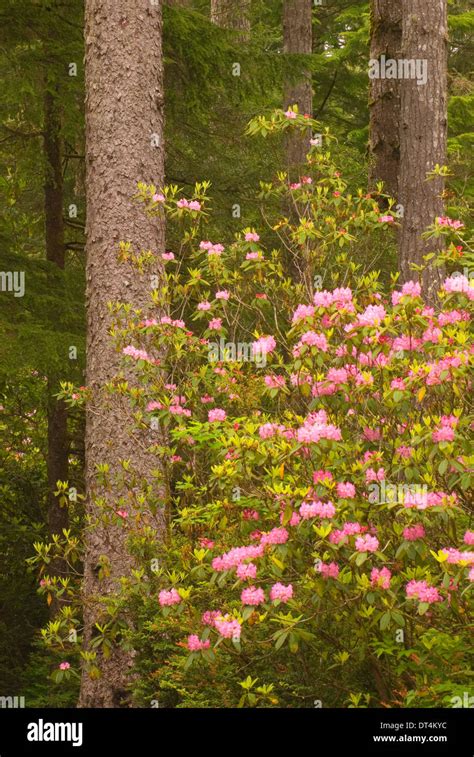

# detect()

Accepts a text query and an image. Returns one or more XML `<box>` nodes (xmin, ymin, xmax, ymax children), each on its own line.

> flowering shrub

<box><xmin>37</xmin><ymin>111</ymin><xmax>473</xmax><ymax>708</ymax></box>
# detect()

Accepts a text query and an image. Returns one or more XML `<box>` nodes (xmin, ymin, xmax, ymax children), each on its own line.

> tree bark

<box><xmin>80</xmin><ymin>0</ymin><xmax>166</xmax><ymax>708</ymax></box>
<box><xmin>368</xmin><ymin>0</ymin><xmax>402</xmax><ymax>199</ymax></box>
<box><xmin>43</xmin><ymin>80</ymin><xmax>70</xmax><ymax>606</ymax></box>
<box><xmin>283</xmin><ymin>0</ymin><xmax>313</xmax><ymax>174</ymax></box>
<box><xmin>210</xmin><ymin>0</ymin><xmax>251</xmax><ymax>39</ymax></box>
<box><xmin>399</xmin><ymin>0</ymin><xmax>448</xmax><ymax>299</ymax></box>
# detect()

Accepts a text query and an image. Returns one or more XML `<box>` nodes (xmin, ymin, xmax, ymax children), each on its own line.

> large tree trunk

<box><xmin>80</xmin><ymin>0</ymin><xmax>166</xmax><ymax>708</ymax></box>
<box><xmin>43</xmin><ymin>80</ymin><xmax>70</xmax><ymax>606</ymax></box>
<box><xmin>399</xmin><ymin>0</ymin><xmax>448</xmax><ymax>299</ymax></box>
<box><xmin>210</xmin><ymin>0</ymin><xmax>251</xmax><ymax>38</ymax></box>
<box><xmin>368</xmin><ymin>0</ymin><xmax>402</xmax><ymax>199</ymax></box>
<box><xmin>283</xmin><ymin>0</ymin><xmax>313</xmax><ymax>173</ymax></box>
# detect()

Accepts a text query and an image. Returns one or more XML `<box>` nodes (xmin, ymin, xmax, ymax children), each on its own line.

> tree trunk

<box><xmin>283</xmin><ymin>0</ymin><xmax>313</xmax><ymax>173</ymax></box>
<box><xmin>80</xmin><ymin>0</ymin><xmax>166</xmax><ymax>708</ymax></box>
<box><xmin>368</xmin><ymin>0</ymin><xmax>402</xmax><ymax>199</ymax></box>
<box><xmin>43</xmin><ymin>80</ymin><xmax>70</xmax><ymax>606</ymax></box>
<box><xmin>399</xmin><ymin>0</ymin><xmax>448</xmax><ymax>299</ymax></box>
<box><xmin>210</xmin><ymin>0</ymin><xmax>251</xmax><ymax>38</ymax></box>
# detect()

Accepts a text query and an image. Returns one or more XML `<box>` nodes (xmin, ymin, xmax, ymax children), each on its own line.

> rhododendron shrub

<box><xmin>42</xmin><ymin>111</ymin><xmax>473</xmax><ymax>708</ymax></box>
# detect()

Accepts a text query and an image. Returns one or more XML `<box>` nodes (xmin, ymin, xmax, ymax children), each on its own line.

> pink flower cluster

<box><xmin>336</xmin><ymin>482</ymin><xmax>355</xmax><ymax>499</ymax></box>
<box><xmin>371</xmin><ymin>567</ymin><xmax>391</xmax><ymax>589</ymax></box>
<box><xmin>432</xmin><ymin>414</ymin><xmax>458</xmax><ymax>443</ymax></box>
<box><xmin>199</xmin><ymin>240</ymin><xmax>224</xmax><ymax>255</ymax></box>
<box><xmin>355</xmin><ymin>535</ymin><xmax>379</xmax><ymax>553</ymax></box>
<box><xmin>270</xmin><ymin>583</ymin><xmax>293</xmax><ymax>602</ymax></box>
<box><xmin>403</xmin><ymin>524</ymin><xmax>425</xmax><ymax>541</ymax></box>
<box><xmin>437</xmin><ymin>216</ymin><xmax>464</xmax><ymax>229</ymax></box>
<box><xmin>440</xmin><ymin>548</ymin><xmax>474</xmax><ymax>565</ymax></box>
<box><xmin>177</xmin><ymin>198</ymin><xmax>201</xmax><ymax>211</ymax></box>
<box><xmin>241</xmin><ymin>586</ymin><xmax>265</xmax><ymax>605</ymax></box>
<box><xmin>293</xmin><ymin>330</ymin><xmax>329</xmax><ymax>357</ymax></box>
<box><xmin>292</xmin><ymin>304</ymin><xmax>315</xmax><ymax>324</ymax></box>
<box><xmin>245</xmin><ymin>231</ymin><xmax>260</xmax><ymax>242</ymax></box>
<box><xmin>159</xmin><ymin>588</ymin><xmax>181</xmax><ymax>606</ymax></box>
<box><xmin>299</xmin><ymin>500</ymin><xmax>336</xmax><ymax>520</ymax></box>
<box><xmin>405</xmin><ymin>580</ymin><xmax>441</xmax><ymax>604</ymax></box>
<box><xmin>442</xmin><ymin>274</ymin><xmax>474</xmax><ymax>300</ymax></box>
<box><xmin>316</xmin><ymin>561</ymin><xmax>340</xmax><ymax>579</ymax></box>
<box><xmin>214</xmin><ymin>616</ymin><xmax>241</xmax><ymax>640</ymax></box>
<box><xmin>252</xmin><ymin>335</ymin><xmax>276</xmax><ymax>356</ymax></box>
<box><xmin>187</xmin><ymin>635</ymin><xmax>210</xmax><ymax>651</ymax></box>
<box><xmin>464</xmin><ymin>531</ymin><xmax>474</xmax><ymax>546</ymax></box>
<box><xmin>313</xmin><ymin>287</ymin><xmax>353</xmax><ymax>310</ymax></box>
<box><xmin>208</xmin><ymin>408</ymin><xmax>226</xmax><ymax>422</ymax></box>
<box><xmin>264</xmin><ymin>374</ymin><xmax>286</xmax><ymax>389</ymax></box>
<box><xmin>212</xmin><ymin>544</ymin><xmax>264</xmax><ymax>571</ymax></box>
<box><xmin>297</xmin><ymin>410</ymin><xmax>342</xmax><ymax>444</ymax></box>
<box><xmin>392</xmin><ymin>280</ymin><xmax>421</xmax><ymax>305</ymax></box>
<box><xmin>236</xmin><ymin>562</ymin><xmax>257</xmax><ymax>580</ymax></box>
<box><xmin>122</xmin><ymin>345</ymin><xmax>155</xmax><ymax>364</ymax></box>
<box><xmin>260</xmin><ymin>527</ymin><xmax>289</xmax><ymax>546</ymax></box>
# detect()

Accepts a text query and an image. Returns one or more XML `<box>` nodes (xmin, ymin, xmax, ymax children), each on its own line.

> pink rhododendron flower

<box><xmin>162</xmin><ymin>251</ymin><xmax>175</xmax><ymax>261</ymax></box>
<box><xmin>215</xmin><ymin>290</ymin><xmax>230</xmax><ymax>300</ymax></box>
<box><xmin>197</xmin><ymin>301</ymin><xmax>211</xmax><ymax>311</ymax></box>
<box><xmin>378</xmin><ymin>215</ymin><xmax>394</xmax><ymax>223</ymax></box>
<box><xmin>252</xmin><ymin>335</ymin><xmax>276</xmax><ymax>356</ymax></box>
<box><xmin>403</xmin><ymin>525</ymin><xmax>425</xmax><ymax>541</ymax></box>
<box><xmin>201</xmin><ymin>611</ymin><xmax>220</xmax><ymax>626</ymax></box>
<box><xmin>214</xmin><ymin>616</ymin><xmax>241</xmax><ymax>640</ymax></box>
<box><xmin>337</xmin><ymin>482</ymin><xmax>355</xmax><ymax>499</ymax></box>
<box><xmin>264</xmin><ymin>374</ymin><xmax>286</xmax><ymax>389</ymax></box>
<box><xmin>187</xmin><ymin>635</ymin><xmax>210</xmax><ymax>651</ymax></box>
<box><xmin>371</xmin><ymin>567</ymin><xmax>391</xmax><ymax>589</ymax></box>
<box><xmin>297</xmin><ymin>411</ymin><xmax>342</xmax><ymax>444</ymax></box>
<box><xmin>355</xmin><ymin>535</ymin><xmax>379</xmax><ymax>553</ymax></box>
<box><xmin>159</xmin><ymin>588</ymin><xmax>181</xmax><ymax>606</ymax></box>
<box><xmin>199</xmin><ymin>538</ymin><xmax>215</xmax><ymax>549</ymax></box>
<box><xmin>260</xmin><ymin>527</ymin><xmax>289</xmax><ymax>546</ymax></box>
<box><xmin>241</xmin><ymin>586</ymin><xmax>265</xmax><ymax>605</ymax></box>
<box><xmin>208</xmin><ymin>318</ymin><xmax>223</xmax><ymax>330</ymax></box>
<box><xmin>236</xmin><ymin>562</ymin><xmax>257</xmax><ymax>580</ymax></box>
<box><xmin>212</xmin><ymin>544</ymin><xmax>265</xmax><ymax>571</ymax></box>
<box><xmin>437</xmin><ymin>216</ymin><xmax>464</xmax><ymax>229</ymax></box>
<box><xmin>442</xmin><ymin>274</ymin><xmax>474</xmax><ymax>300</ymax></box>
<box><xmin>284</xmin><ymin>109</ymin><xmax>297</xmax><ymax>119</ymax></box>
<box><xmin>177</xmin><ymin>198</ymin><xmax>201</xmax><ymax>211</ymax></box>
<box><xmin>246</xmin><ymin>251</ymin><xmax>263</xmax><ymax>260</ymax></box>
<box><xmin>270</xmin><ymin>583</ymin><xmax>293</xmax><ymax>602</ymax></box>
<box><xmin>292</xmin><ymin>304</ymin><xmax>315</xmax><ymax>323</ymax></box>
<box><xmin>152</xmin><ymin>193</ymin><xmax>165</xmax><ymax>203</ymax></box>
<box><xmin>245</xmin><ymin>231</ymin><xmax>260</xmax><ymax>242</ymax></box>
<box><xmin>299</xmin><ymin>500</ymin><xmax>336</xmax><ymax>519</ymax></box>
<box><xmin>116</xmin><ymin>509</ymin><xmax>128</xmax><ymax>519</ymax></box>
<box><xmin>200</xmin><ymin>240</ymin><xmax>224</xmax><ymax>255</ymax></box>
<box><xmin>464</xmin><ymin>531</ymin><xmax>474</xmax><ymax>546</ymax></box>
<box><xmin>208</xmin><ymin>408</ymin><xmax>226</xmax><ymax>422</ymax></box>
<box><xmin>317</xmin><ymin>561</ymin><xmax>340</xmax><ymax>579</ymax></box>
<box><xmin>405</xmin><ymin>580</ymin><xmax>441</xmax><ymax>604</ymax></box>
<box><xmin>59</xmin><ymin>662</ymin><xmax>71</xmax><ymax>670</ymax></box>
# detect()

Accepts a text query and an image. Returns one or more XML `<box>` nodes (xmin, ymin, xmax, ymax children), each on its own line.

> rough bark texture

<box><xmin>211</xmin><ymin>0</ymin><xmax>251</xmax><ymax>38</ymax></box>
<box><xmin>399</xmin><ymin>0</ymin><xmax>448</xmax><ymax>299</ymax></box>
<box><xmin>80</xmin><ymin>0</ymin><xmax>166</xmax><ymax>708</ymax></box>
<box><xmin>283</xmin><ymin>0</ymin><xmax>313</xmax><ymax>173</ymax></box>
<box><xmin>43</xmin><ymin>81</ymin><xmax>70</xmax><ymax>606</ymax></box>
<box><xmin>368</xmin><ymin>0</ymin><xmax>402</xmax><ymax>199</ymax></box>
